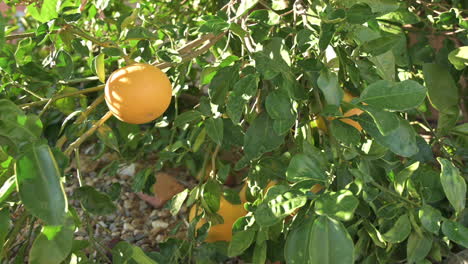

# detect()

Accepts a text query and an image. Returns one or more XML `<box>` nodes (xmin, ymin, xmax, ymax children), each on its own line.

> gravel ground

<box><xmin>65</xmin><ymin>147</ymin><xmax>195</xmax><ymax>258</ymax></box>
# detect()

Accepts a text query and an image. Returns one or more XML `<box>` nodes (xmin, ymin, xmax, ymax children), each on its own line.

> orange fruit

<box><xmin>189</xmin><ymin>196</ymin><xmax>247</xmax><ymax>242</ymax></box>
<box><xmin>105</xmin><ymin>63</ymin><xmax>172</xmax><ymax>124</ymax></box>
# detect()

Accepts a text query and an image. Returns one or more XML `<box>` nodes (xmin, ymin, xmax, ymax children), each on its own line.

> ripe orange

<box><xmin>189</xmin><ymin>196</ymin><xmax>247</xmax><ymax>242</ymax></box>
<box><xmin>105</xmin><ymin>63</ymin><xmax>172</xmax><ymax>124</ymax></box>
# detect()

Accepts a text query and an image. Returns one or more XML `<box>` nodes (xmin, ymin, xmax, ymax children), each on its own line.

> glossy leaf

<box><xmin>359</xmin><ymin>114</ymin><xmax>418</xmax><ymax>157</ymax></box>
<box><xmin>173</xmin><ymin>110</ymin><xmax>203</xmax><ymax>128</ymax></box>
<box><xmin>209</xmin><ymin>65</ymin><xmax>240</xmax><ymax>106</ymax></box>
<box><xmin>0</xmin><ymin>208</ymin><xmax>10</xmax><ymax>255</ymax></box>
<box><xmin>27</xmin><ymin>0</ymin><xmax>59</xmax><ymax>22</ymax></box>
<box><xmin>97</xmin><ymin>123</ymin><xmax>119</xmax><ymax>152</ymax></box>
<box><xmin>73</xmin><ymin>186</ymin><xmax>117</xmax><ymax>215</ymax></box>
<box><xmin>205</xmin><ymin>117</ymin><xmax>224</xmax><ymax>145</ymax></box>
<box><xmin>94</xmin><ymin>53</ymin><xmax>105</xmax><ymax>83</ymax></box>
<box><xmin>228</xmin><ymin>229</ymin><xmax>256</xmax><ymax>257</ymax></box>
<box><xmin>442</xmin><ymin>220</ymin><xmax>468</xmax><ymax>248</ymax></box>
<box><xmin>394</xmin><ymin>162</ymin><xmax>419</xmax><ymax>195</ymax></box>
<box><xmin>407</xmin><ymin>232</ymin><xmax>432</xmax><ymax>263</ymax></box>
<box><xmin>15</xmin><ymin>144</ymin><xmax>67</xmax><ymax>225</ymax></box>
<box><xmin>418</xmin><ymin>204</ymin><xmax>442</xmax><ymax>234</ymax></box>
<box><xmin>382</xmin><ymin>214</ymin><xmax>411</xmax><ymax>243</ymax></box>
<box><xmin>317</xmin><ymin>70</ymin><xmax>343</xmax><ymax>106</ymax></box>
<box><xmin>170</xmin><ymin>189</ymin><xmax>188</xmax><ymax>216</ymax></box>
<box><xmin>359</xmin><ymin>80</ymin><xmax>426</xmax><ymax>111</ymax></box>
<box><xmin>314</xmin><ymin>190</ymin><xmax>359</xmax><ymax>221</ymax></box>
<box><xmin>286</xmin><ymin>153</ymin><xmax>327</xmax><ymax>182</ymax></box>
<box><xmin>438</xmin><ymin>158</ymin><xmax>466</xmax><ymax>213</ymax></box>
<box><xmin>423</xmin><ymin>63</ymin><xmax>459</xmax><ymax>113</ymax></box>
<box><xmin>0</xmin><ymin>176</ymin><xmax>16</xmax><ymax>204</ymax></box>
<box><xmin>54</xmin><ymin>50</ymin><xmax>73</xmax><ymax>80</ymax></box>
<box><xmin>448</xmin><ymin>46</ymin><xmax>468</xmax><ymax>70</ymax></box>
<box><xmin>29</xmin><ymin>217</ymin><xmax>74</xmax><ymax>264</ymax></box>
<box><xmin>244</xmin><ymin>113</ymin><xmax>285</xmax><ymax>160</ymax></box>
<box><xmin>254</xmin><ymin>191</ymin><xmax>307</xmax><ymax>227</ymax></box>
<box><xmin>285</xmin><ymin>216</ymin><xmax>354</xmax><ymax>264</ymax></box>
<box><xmin>360</xmin><ymin>105</ymin><xmax>399</xmax><ymax>136</ymax></box>
<box><xmin>202</xmin><ymin>180</ymin><xmax>221</xmax><ymax>214</ymax></box>
<box><xmin>227</xmin><ymin>74</ymin><xmax>259</xmax><ymax>124</ymax></box>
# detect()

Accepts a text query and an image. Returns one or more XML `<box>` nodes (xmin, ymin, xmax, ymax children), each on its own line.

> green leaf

<box><xmin>0</xmin><ymin>176</ymin><xmax>16</xmax><ymax>204</ymax></box>
<box><xmin>319</xmin><ymin>23</ymin><xmax>335</xmax><ymax>51</ymax></box>
<box><xmin>170</xmin><ymin>189</ymin><xmax>188</xmax><ymax>216</ymax></box>
<box><xmin>394</xmin><ymin>162</ymin><xmax>419</xmax><ymax>195</ymax></box>
<box><xmin>360</xmin><ymin>80</ymin><xmax>427</xmax><ymax>111</ymax></box>
<box><xmin>97</xmin><ymin>124</ymin><xmax>119</xmax><ymax>152</ymax></box>
<box><xmin>244</xmin><ymin>113</ymin><xmax>285</xmax><ymax>160</ymax></box>
<box><xmin>199</xmin><ymin>16</ymin><xmax>229</xmax><ymax>34</ymax></box>
<box><xmin>112</xmin><ymin>241</ymin><xmax>157</xmax><ymax>264</ymax></box>
<box><xmin>451</xmin><ymin>123</ymin><xmax>468</xmax><ymax>136</ymax></box>
<box><xmin>228</xmin><ymin>229</ymin><xmax>256</xmax><ymax>257</ymax></box>
<box><xmin>0</xmin><ymin>14</ymin><xmax>5</xmax><ymax>51</ymax></box>
<box><xmin>314</xmin><ymin>190</ymin><xmax>359</xmax><ymax>221</ymax></box>
<box><xmin>317</xmin><ymin>70</ymin><xmax>343</xmax><ymax>106</ymax></box>
<box><xmin>0</xmin><ymin>208</ymin><xmax>10</xmax><ymax>254</ymax></box>
<box><xmin>254</xmin><ymin>191</ymin><xmax>307</xmax><ymax>227</ymax></box>
<box><xmin>27</xmin><ymin>0</ymin><xmax>59</xmax><ymax>22</ymax></box>
<box><xmin>265</xmin><ymin>90</ymin><xmax>296</xmax><ymax>135</ymax></box>
<box><xmin>285</xmin><ymin>216</ymin><xmax>354</xmax><ymax>264</ymax></box>
<box><xmin>329</xmin><ymin>119</ymin><xmax>360</xmax><ymax>145</ymax></box>
<box><xmin>423</xmin><ymin>63</ymin><xmax>459</xmax><ymax>114</ymax></box>
<box><xmin>286</xmin><ymin>153</ymin><xmax>328</xmax><ymax>183</ymax></box>
<box><xmin>359</xmin><ymin>105</ymin><xmax>399</xmax><ymax>135</ymax></box>
<box><xmin>174</xmin><ymin>110</ymin><xmax>203</xmax><ymax>128</ymax></box>
<box><xmin>54</xmin><ymin>50</ymin><xmax>74</xmax><ymax>80</ymax></box>
<box><xmin>29</xmin><ymin>217</ymin><xmax>74</xmax><ymax>264</ymax></box>
<box><xmin>125</xmin><ymin>27</ymin><xmax>159</xmax><ymax>40</ymax></box>
<box><xmin>359</xmin><ymin>114</ymin><xmax>418</xmax><ymax>157</ymax></box>
<box><xmin>202</xmin><ymin>179</ymin><xmax>221</xmax><ymax>214</ymax></box>
<box><xmin>236</xmin><ymin>0</ymin><xmax>260</xmax><ymax>17</ymax></box>
<box><xmin>448</xmin><ymin>46</ymin><xmax>468</xmax><ymax>70</ymax></box>
<box><xmin>442</xmin><ymin>220</ymin><xmax>468</xmax><ymax>248</ymax></box>
<box><xmin>346</xmin><ymin>3</ymin><xmax>373</xmax><ymax>24</ymax></box>
<box><xmin>407</xmin><ymin>232</ymin><xmax>433</xmax><ymax>264</ymax></box>
<box><xmin>205</xmin><ymin>117</ymin><xmax>224</xmax><ymax>145</ymax></box>
<box><xmin>361</xmin><ymin>35</ymin><xmax>400</xmax><ymax>56</ymax></box>
<box><xmin>437</xmin><ymin>158</ymin><xmax>466</xmax><ymax>213</ymax></box>
<box><xmin>94</xmin><ymin>53</ymin><xmax>105</xmax><ymax>83</ymax></box>
<box><xmin>226</xmin><ymin>74</ymin><xmax>259</xmax><ymax>124</ymax></box>
<box><xmin>102</xmin><ymin>47</ymin><xmax>123</xmax><ymax>57</ymax></box>
<box><xmin>369</xmin><ymin>50</ymin><xmax>395</xmax><ymax>81</ymax></box>
<box><xmin>418</xmin><ymin>204</ymin><xmax>442</xmax><ymax>234</ymax></box>
<box><xmin>209</xmin><ymin>65</ymin><xmax>240</xmax><ymax>106</ymax></box>
<box><xmin>252</xmin><ymin>242</ymin><xmax>267</xmax><ymax>264</ymax></box>
<box><xmin>15</xmin><ymin>144</ymin><xmax>67</xmax><ymax>225</ymax></box>
<box><xmin>73</xmin><ymin>186</ymin><xmax>117</xmax><ymax>215</ymax></box>
<box><xmin>382</xmin><ymin>214</ymin><xmax>411</xmax><ymax>243</ymax></box>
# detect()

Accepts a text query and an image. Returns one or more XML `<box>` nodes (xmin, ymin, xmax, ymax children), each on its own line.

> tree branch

<box><xmin>64</xmin><ymin>111</ymin><xmax>113</xmax><ymax>156</ymax></box>
<box><xmin>20</xmin><ymin>84</ymin><xmax>105</xmax><ymax>108</ymax></box>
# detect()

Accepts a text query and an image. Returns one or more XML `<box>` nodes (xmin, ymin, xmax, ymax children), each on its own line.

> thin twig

<box><xmin>64</xmin><ymin>111</ymin><xmax>113</xmax><ymax>156</ymax></box>
<box><xmin>56</xmin><ymin>95</ymin><xmax>106</xmax><ymax>149</ymax></box>
<box><xmin>58</xmin><ymin>76</ymin><xmax>100</xmax><ymax>85</ymax></box>
<box><xmin>211</xmin><ymin>144</ymin><xmax>221</xmax><ymax>178</ymax></box>
<box><xmin>153</xmin><ymin>32</ymin><xmax>226</xmax><ymax>68</ymax></box>
<box><xmin>20</xmin><ymin>85</ymin><xmax>105</xmax><ymax>108</ymax></box>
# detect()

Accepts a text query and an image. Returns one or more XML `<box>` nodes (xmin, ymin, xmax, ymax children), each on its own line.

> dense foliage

<box><xmin>0</xmin><ymin>0</ymin><xmax>467</xmax><ymax>263</ymax></box>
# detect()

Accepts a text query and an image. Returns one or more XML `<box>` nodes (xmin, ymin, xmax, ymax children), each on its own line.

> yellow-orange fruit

<box><xmin>189</xmin><ymin>196</ymin><xmax>247</xmax><ymax>242</ymax></box>
<box><xmin>343</xmin><ymin>90</ymin><xmax>355</xmax><ymax>103</ymax></box>
<box><xmin>340</xmin><ymin>107</ymin><xmax>364</xmax><ymax>132</ymax></box>
<box><xmin>105</xmin><ymin>63</ymin><xmax>172</xmax><ymax>124</ymax></box>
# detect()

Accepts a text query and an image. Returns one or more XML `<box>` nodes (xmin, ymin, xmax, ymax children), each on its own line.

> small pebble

<box><xmin>151</xmin><ymin>220</ymin><xmax>169</xmax><ymax>230</ymax></box>
<box><xmin>123</xmin><ymin>223</ymin><xmax>134</xmax><ymax>231</ymax></box>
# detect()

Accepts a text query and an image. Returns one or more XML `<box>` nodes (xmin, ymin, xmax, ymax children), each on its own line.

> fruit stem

<box><xmin>20</xmin><ymin>84</ymin><xmax>105</xmax><ymax>108</ymax></box>
<box><xmin>56</xmin><ymin>94</ymin><xmax>106</xmax><ymax>149</ymax></box>
<box><xmin>211</xmin><ymin>144</ymin><xmax>221</xmax><ymax>178</ymax></box>
<box><xmin>64</xmin><ymin>111</ymin><xmax>113</xmax><ymax>156</ymax></box>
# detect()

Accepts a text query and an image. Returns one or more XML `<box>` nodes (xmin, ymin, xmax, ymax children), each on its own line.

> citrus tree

<box><xmin>0</xmin><ymin>0</ymin><xmax>467</xmax><ymax>263</ymax></box>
